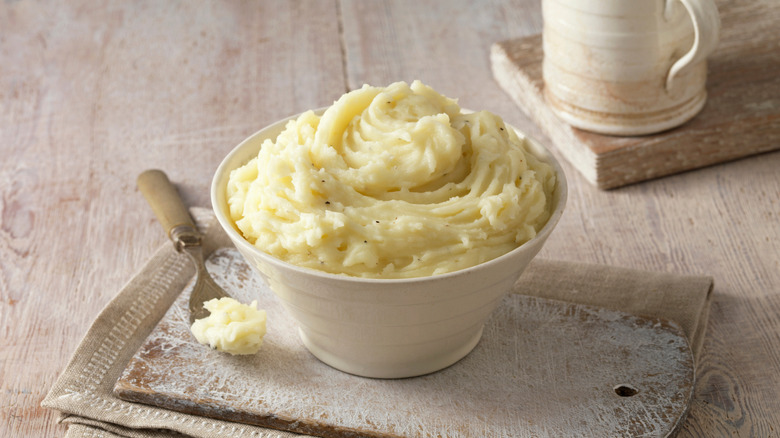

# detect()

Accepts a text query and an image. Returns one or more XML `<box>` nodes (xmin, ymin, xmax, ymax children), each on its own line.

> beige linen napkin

<box><xmin>42</xmin><ymin>207</ymin><xmax>713</xmax><ymax>438</ymax></box>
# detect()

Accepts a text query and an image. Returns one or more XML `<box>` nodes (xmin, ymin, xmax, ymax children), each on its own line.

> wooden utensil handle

<box><xmin>137</xmin><ymin>169</ymin><xmax>196</xmax><ymax>239</ymax></box>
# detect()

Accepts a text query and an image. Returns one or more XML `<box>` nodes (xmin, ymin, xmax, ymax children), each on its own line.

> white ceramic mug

<box><xmin>542</xmin><ymin>0</ymin><xmax>720</xmax><ymax>136</ymax></box>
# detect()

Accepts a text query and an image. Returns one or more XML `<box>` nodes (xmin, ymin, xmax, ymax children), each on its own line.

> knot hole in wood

<box><xmin>614</xmin><ymin>384</ymin><xmax>639</xmax><ymax>397</ymax></box>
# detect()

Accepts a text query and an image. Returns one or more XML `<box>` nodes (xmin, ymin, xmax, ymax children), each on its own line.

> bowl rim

<box><xmin>211</xmin><ymin>108</ymin><xmax>568</xmax><ymax>285</ymax></box>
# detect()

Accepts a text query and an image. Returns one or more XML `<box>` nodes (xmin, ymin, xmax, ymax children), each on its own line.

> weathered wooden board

<box><xmin>114</xmin><ymin>248</ymin><xmax>694</xmax><ymax>438</ymax></box>
<box><xmin>490</xmin><ymin>1</ymin><xmax>780</xmax><ymax>189</ymax></box>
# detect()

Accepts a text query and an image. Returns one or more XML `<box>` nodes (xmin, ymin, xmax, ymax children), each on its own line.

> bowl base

<box><xmin>298</xmin><ymin>326</ymin><xmax>484</xmax><ymax>379</ymax></box>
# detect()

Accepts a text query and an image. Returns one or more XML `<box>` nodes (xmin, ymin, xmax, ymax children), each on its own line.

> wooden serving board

<box><xmin>490</xmin><ymin>0</ymin><xmax>780</xmax><ymax>189</ymax></box>
<box><xmin>114</xmin><ymin>248</ymin><xmax>694</xmax><ymax>438</ymax></box>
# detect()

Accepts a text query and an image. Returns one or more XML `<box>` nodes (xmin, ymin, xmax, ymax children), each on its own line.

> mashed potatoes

<box><xmin>227</xmin><ymin>81</ymin><xmax>556</xmax><ymax>278</ymax></box>
<box><xmin>191</xmin><ymin>297</ymin><xmax>266</xmax><ymax>355</ymax></box>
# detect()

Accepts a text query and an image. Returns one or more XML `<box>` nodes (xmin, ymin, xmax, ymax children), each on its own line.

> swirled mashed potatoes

<box><xmin>227</xmin><ymin>81</ymin><xmax>556</xmax><ymax>279</ymax></box>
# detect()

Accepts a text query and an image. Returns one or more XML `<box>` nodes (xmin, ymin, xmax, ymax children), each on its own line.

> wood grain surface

<box><xmin>1</xmin><ymin>1</ymin><xmax>779</xmax><ymax>437</ymax></box>
<box><xmin>114</xmin><ymin>248</ymin><xmax>695</xmax><ymax>438</ymax></box>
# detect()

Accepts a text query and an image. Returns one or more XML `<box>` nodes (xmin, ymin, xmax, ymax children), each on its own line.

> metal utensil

<box><xmin>137</xmin><ymin>169</ymin><xmax>230</xmax><ymax>324</ymax></box>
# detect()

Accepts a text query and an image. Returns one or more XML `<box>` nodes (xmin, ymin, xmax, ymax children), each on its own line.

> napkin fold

<box><xmin>42</xmin><ymin>208</ymin><xmax>713</xmax><ymax>438</ymax></box>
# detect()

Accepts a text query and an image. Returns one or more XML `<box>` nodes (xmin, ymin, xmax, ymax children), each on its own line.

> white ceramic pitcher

<box><xmin>542</xmin><ymin>0</ymin><xmax>720</xmax><ymax>136</ymax></box>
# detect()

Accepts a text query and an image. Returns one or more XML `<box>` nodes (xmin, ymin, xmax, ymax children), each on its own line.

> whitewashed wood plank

<box><xmin>115</xmin><ymin>248</ymin><xmax>695</xmax><ymax>438</ymax></box>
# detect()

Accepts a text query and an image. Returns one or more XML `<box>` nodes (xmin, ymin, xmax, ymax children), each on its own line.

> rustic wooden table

<box><xmin>1</xmin><ymin>1</ymin><xmax>778</xmax><ymax>437</ymax></box>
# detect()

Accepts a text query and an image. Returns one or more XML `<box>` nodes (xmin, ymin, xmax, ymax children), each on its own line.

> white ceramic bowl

<box><xmin>211</xmin><ymin>110</ymin><xmax>568</xmax><ymax>378</ymax></box>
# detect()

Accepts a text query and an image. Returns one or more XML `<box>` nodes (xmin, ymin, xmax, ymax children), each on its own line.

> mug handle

<box><xmin>666</xmin><ymin>0</ymin><xmax>721</xmax><ymax>91</ymax></box>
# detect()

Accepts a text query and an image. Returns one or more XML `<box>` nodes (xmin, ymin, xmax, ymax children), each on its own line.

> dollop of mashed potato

<box><xmin>191</xmin><ymin>297</ymin><xmax>267</xmax><ymax>355</ymax></box>
<box><xmin>227</xmin><ymin>80</ymin><xmax>556</xmax><ymax>278</ymax></box>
